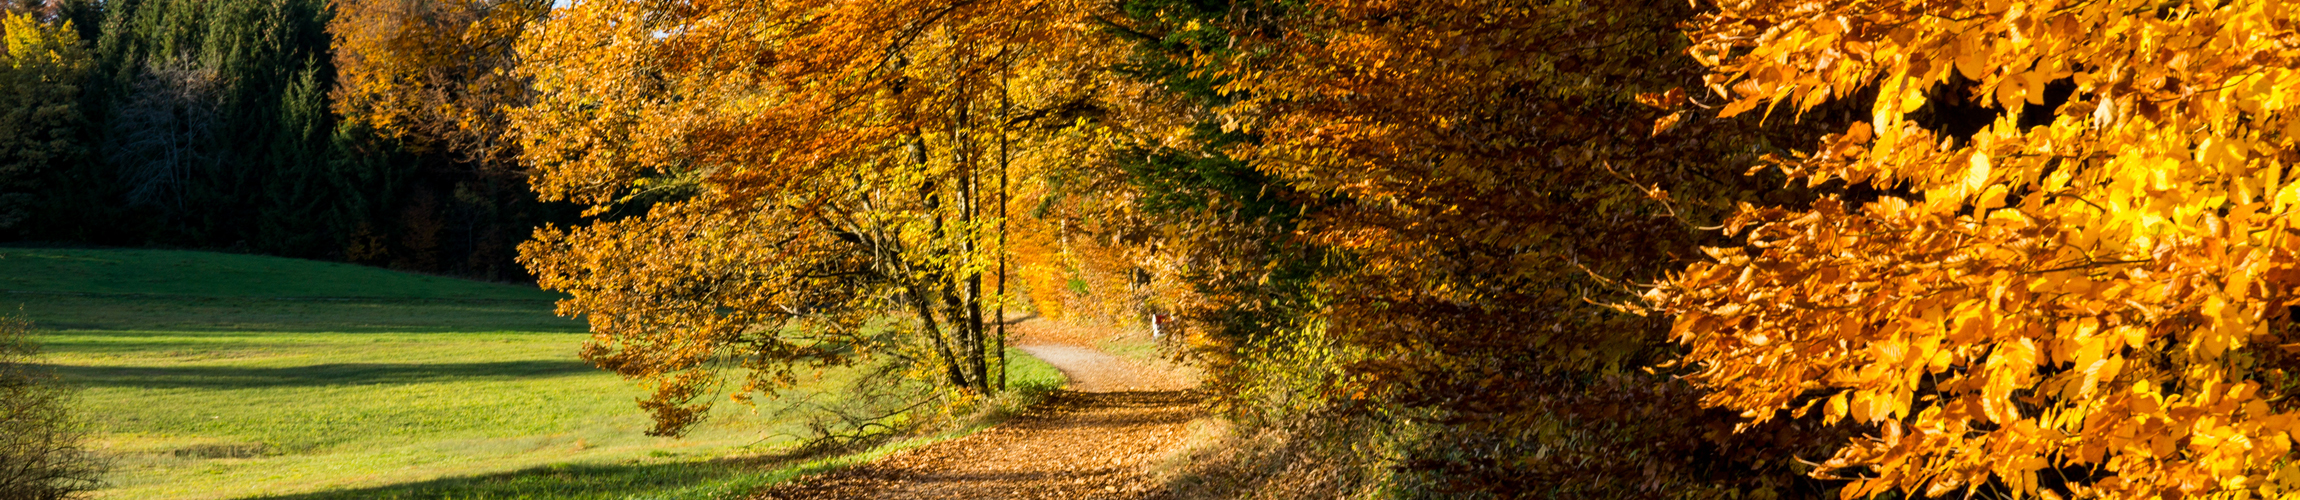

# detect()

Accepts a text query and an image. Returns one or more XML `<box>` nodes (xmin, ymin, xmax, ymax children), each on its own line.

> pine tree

<box><xmin>86</xmin><ymin>0</ymin><xmax>332</xmax><ymax>249</ymax></box>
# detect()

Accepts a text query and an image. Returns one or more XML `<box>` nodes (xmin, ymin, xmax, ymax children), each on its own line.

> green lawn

<box><xmin>0</xmin><ymin>248</ymin><xmax>1062</xmax><ymax>500</ymax></box>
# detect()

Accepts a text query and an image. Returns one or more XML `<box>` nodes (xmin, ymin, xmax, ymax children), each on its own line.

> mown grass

<box><xmin>0</xmin><ymin>248</ymin><xmax>1062</xmax><ymax>500</ymax></box>
<box><xmin>253</xmin><ymin>348</ymin><xmax>1064</xmax><ymax>500</ymax></box>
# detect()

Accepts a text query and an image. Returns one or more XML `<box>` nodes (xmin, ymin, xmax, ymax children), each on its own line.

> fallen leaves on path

<box><xmin>752</xmin><ymin>320</ymin><xmax>1202</xmax><ymax>499</ymax></box>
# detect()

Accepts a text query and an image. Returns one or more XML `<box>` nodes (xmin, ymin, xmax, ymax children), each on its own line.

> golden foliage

<box><xmin>330</xmin><ymin>0</ymin><xmax>544</xmax><ymax>165</ymax></box>
<box><xmin>1648</xmin><ymin>0</ymin><xmax>2300</xmax><ymax>497</ymax></box>
<box><xmin>1094</xmin><ymin>0</ymin><xmax>1862</xmax><ymax>494</ymax></box>
<box><xmin>513</xmin><ymin>0</ymin><xmax>1123</xmax><ymax>434</ymax></box>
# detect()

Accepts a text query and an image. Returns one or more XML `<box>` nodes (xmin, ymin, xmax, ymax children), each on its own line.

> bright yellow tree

<box><xmin>1644</xmin><ymin>0</ymin><xmax>2300</xmax><ymax>497</ymax></box>
<box><xmin>513</xmin><ymin>0</ymin><xmax>1115</xmax><ymax>436</ymax></box>
<box><xmin>0</xmin><ymin>13</ymin><xmax>87</xmax><ymax>232</ymax></box>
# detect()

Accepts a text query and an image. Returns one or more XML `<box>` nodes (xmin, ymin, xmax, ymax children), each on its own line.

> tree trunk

<box><xmin>906</xmin><ymin>281</ymin><xmax>972</xmax><ymax>391</ymax></box>
<box><xmin>994</xmin><ymin>63</ymin><xmax>1011</xmax><ymax>391</ymax></box>
<box><xmin>960</xmin><ymin>75</ymin><xmax>989</xmax><ymax>391</ymax></box>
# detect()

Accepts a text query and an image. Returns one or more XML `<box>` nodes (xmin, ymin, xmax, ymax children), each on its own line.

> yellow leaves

<box><xmin>516</xmin><ymin>0</ymin><xmax>1114</xmax><ymax>428</ymax></box>
<box><xmin>1659</xmin><ymin>0</ymin><xmax>2300</xmax><ymax>496</ymax></box>
<box><xmin>1963</xmin><ymin>150</ymin><xmax>1993</xmax><ymax>196</ymax></box>
<box><xmin>1848</xmin><ymin>390</ymin><xmax>1880</xmax><ymax>423</ymax></box>
<box><xmin>334</xmin><ymin>0</ymin><xmax>544</xmax><ymax>172</ymax></box>
<box><xmin>1987</xmin><ymin>70</ymin><xmax>2061</xmax><ymax>111</ymax></box>
<box><xmin>1976</xmin><ymin>184</ymin><xmax>2010</xmax><ymax>212</ymax></box>
<box><xmin>1874</xmin><ymin>339</ymin><xmax>1908</xmax><ymax>365</ymax></box>
<box><xmin>2</xmin><ymin>14</ymin><xmax>84</xmax><ymax>73</ymax></box>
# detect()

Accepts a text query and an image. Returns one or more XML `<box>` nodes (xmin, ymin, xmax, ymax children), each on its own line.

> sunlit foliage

<box><xmin>1101</xmin><ymin>0</ymin><xmax>1860</xmax><ymax>496</ymax></box>
<box><xmin>1645</xmin><ymin>0</ymin><xmax>2300</xmax><ymax>497</ymax></box>
<box><xmin>514</xmin><ymin>0</ymin><xmax>1114</xmax><ymax>435</ymax></box>
<box><xmin>330</xmin><ymin>0</ymin><xmax>542</xmax><ymax>167</ymax></box>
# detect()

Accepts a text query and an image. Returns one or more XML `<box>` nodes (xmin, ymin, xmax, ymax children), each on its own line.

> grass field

<box><xmin>0</xmin><ymin>248</ymin><xmax>1063</xmax><ymax>500</ymax></box>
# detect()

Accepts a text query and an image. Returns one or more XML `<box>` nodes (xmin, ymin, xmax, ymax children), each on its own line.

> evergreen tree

<box><xmin>82</xmin><ymin>0</ymin><xmax>333</xmax><ymax>249</ymax></box>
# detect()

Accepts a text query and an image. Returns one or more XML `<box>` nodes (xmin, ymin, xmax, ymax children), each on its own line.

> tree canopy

<box><xmin>514</xmin><ymin>0</ymin><xmax>1118</xmax><ymax>435</ymax></box>
<box><xmin>1646</xmin><ymin>0</ymin><xmax>2300</xmax><ymax>497</ymax></box>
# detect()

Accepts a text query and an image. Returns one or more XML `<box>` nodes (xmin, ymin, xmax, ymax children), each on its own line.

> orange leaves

<box><xmin>1656</xmin><ymin>0</ymin><xmax>2300</xmax><ymax>497</ymax></box>
<box><xmin>331</xmin><ymin>0</ymin><xmax>543</xmax><ymax>165</ymax></box>
<box><xmin>1653</xmin><ymin>187</ymin><xmax>2300</xmax><ymax>496</ymax></box>
<box><xmin>515</xmin><ymin>0</ymin><xmax>1125</xmax><ymax>430</ymax></box>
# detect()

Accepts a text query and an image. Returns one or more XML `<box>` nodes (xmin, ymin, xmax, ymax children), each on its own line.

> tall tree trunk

<box><xmin>906</xmin><ymin>281</ymin><xmax>971</xmax><ymax>391</ymax></box>
<box><xmin>930</xmin><ymin>181</ymin><xmax>984</xmax><ymax>393</ymax></box>
<box><xmin>918</xmin><ymin>127</ymin><xmax>979</xmax><ymax>392</ymax></box>
<box><xmin>994</xmin><ymin>62</ymin><xmax>1010</xmax><ymax>391</ymax></box>
<box><xmin>941</xmin><ymin>54</ymin><xmax>988</xmax><ymax>393</ymax></box>
<box><xmin>961</xmin><ymin>74</ymin><xmax>989</xmax><ymax>390</ymax></box>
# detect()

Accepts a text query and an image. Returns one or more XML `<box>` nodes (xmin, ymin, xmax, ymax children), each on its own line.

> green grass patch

<box><xmin>0</xmin><ymin>248</ymin><xmax>555</xmax><ymax>300</ymax></box>
<box><xmin>1000</xmin><ymin>345</ymin><xmax>1068</xmax><ymax>396</ymax></box>
<box><xmin>246</xmin><ymin>347</ymin><xmax>1064</xmax><ymax>500</ymax></box>
<box><xmin>3</xmin><ymin>248</ymin><xmax>1063</xmax><ymax>500</ymax></box>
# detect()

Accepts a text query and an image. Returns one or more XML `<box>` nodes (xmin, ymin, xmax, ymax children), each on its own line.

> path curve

<box><xmin>751</xmin><ymin>320</ymin><xmax>1199</xmax><ymax>499</ymax></box>
<box><xmin>1014</xmin><ymin>344</ymin><xmax>1182</xmax><ymax>392</ymax></box>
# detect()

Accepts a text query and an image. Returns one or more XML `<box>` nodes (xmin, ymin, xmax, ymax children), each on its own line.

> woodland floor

<box><xmin>750</xmin><ymin>319</ymin><xmax>1202</xmax><ymax>499</ymax></box>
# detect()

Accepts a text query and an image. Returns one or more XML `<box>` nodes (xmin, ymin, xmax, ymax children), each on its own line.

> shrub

<box><xmin>0</xmin><ymin>315</ymin><xmax>101</xmax><ymax>499</ymax></box>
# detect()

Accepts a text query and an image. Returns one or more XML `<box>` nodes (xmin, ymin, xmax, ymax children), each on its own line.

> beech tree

<box><xmin>1099</xmin><ymin>0</ymin><xmax>1861</xmax><ymax>495</ymax></box>
<box><xmin>1645</xmin><ymin>0</ymin><xmax>2300</xmax><ymax>497</ymax></box>
<box><xmin>330</xmin><ymin>0</ymin><xmax>543</xmax><ymax>168</ymax></box>
<box><xmin>328</xmin><ymin>0</ymin><xmax>553</xmax><ymax>276</ymax></box>
<box><xmin>515</xmin><ymin>0</ymin><xmax>1104</xmax><ymax>435</ymax></box>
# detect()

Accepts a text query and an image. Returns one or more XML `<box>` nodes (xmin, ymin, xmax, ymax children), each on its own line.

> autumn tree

<box><xmin>331</xmin><ymin>0</ymin><xmax>541</xmax><ymax>167</ymax></box>
<box><xmin>0</xmin><ymin>12</ymin><xmax>87</xmax><ymax>234</ymax></box>
<box><xmin>1097</xmin><ymin>0</ymin><xmax>1864</xmax><ymax>495</ymax></box>
<box><xmin>1644</xmin><ymin>0</ymin><xmax>2300</xmax><ymax>497</ymax></box>
<box><xmin>327</xmin><ymin>0</ymin><xmax>551</xmax><ymax>276</ymax></box>
<box><xmin>516</xmin><ymin>0</ymin><xmax>1112</xmax><ymax>436</ymax></box>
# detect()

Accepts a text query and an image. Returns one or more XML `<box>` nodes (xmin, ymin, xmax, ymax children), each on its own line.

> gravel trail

<box><xmin>751</xmin><ymin>319</ymin><xmax>1200</xmax><ymax>499</ymax></box>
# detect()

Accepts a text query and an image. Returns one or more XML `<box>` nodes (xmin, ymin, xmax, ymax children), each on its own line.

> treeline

<box><xmin>0</xmin><ymin>0</ymin><xmax>558</xmax><ymax>280</ymax></box>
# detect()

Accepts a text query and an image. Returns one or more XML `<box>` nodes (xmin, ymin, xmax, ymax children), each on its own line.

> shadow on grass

<box><xmin>245</xmin><ymin>458</ymin><xmax>784</xmax><ymax>500</ymax></box>
<box><xmin>242</xmin><ymin>442</ymin><xmax>900</xmax><ymax>500</ymax></box>
<box><xmin>28</xmin><ymin>323</ymin><xmax>585</xmax><ymax>334</ymax></box>
<box><xmin>40</xmin><ymin>360</ymin><xmax>598</xmax><ymax>388</ymax></box>
<box><xmin>9</xmin><ymin>294</ymin><xmax>585</xmax><ymax>334</ymax></box>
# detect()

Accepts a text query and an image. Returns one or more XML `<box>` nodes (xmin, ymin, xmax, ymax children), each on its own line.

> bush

<box><xmin>0</xmin><ymin>315</ymin><xmax>101</xmax><ymax>499</ymax></box>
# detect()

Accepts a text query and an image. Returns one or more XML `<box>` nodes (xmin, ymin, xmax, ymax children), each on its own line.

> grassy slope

<box><xmin>0</xmin><ymin>248</ymin><xmax>550</xmax><ymax>300</ymax></box>
<box><xmin>2</xmin><ymin>248</ymin><xmax>1062</xmax><ymax>500</ymax></box>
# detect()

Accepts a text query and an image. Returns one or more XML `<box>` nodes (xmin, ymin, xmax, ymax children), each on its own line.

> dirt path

<box><xmin>752</xmin><ymin>319</ymin><xmax>1200</xmax><ymax>499</ymax></box>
